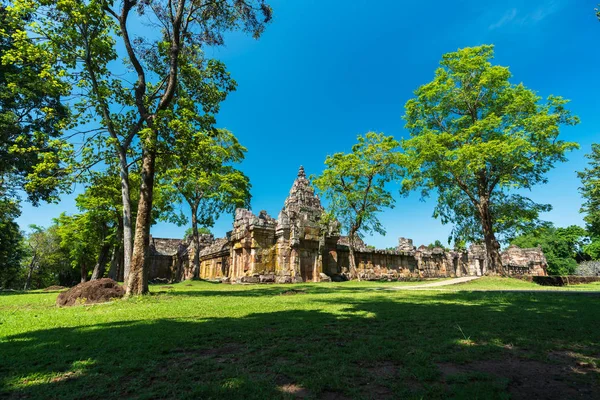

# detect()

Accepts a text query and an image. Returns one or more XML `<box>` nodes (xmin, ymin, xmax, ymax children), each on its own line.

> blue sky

<box><xmin>17</xmin><ymin>0</ymin><xmax>600</xmax><ymax>248</ymax></box>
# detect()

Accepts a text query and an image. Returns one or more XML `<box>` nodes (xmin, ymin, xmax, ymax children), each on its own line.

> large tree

<box><xmin>8</xmin><ymin>0</ymin><xmax>272</xmax><ymax>295</ymax></box>
<box><xmin>401</xmin><ymin>45</ymin><xmax>579</xmax><ymax>274</ymax></box>
<box><xmin>312</xmin><ymin>132</ymin><xmax>402</xmax><ymax>279</ymax></box>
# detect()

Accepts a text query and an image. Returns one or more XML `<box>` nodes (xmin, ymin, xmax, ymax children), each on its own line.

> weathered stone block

<box><xmin>275</xmin><ymin>275</ymin><xmax>292</xmax><ymax>284</ymax></box>
<box><xmin>319</xmin><ymin>273</ymin><xmax>332</xmax><ymax>282</ymax></box>
<box><xmin>259</xmin><ymin>274</ymin><xmax>275</xmax><ymax>283</ymax></box>
<box><xmin>241</xmin><ymin>276</ymin><xmax>260</xmax><ymax>284</ymax></box>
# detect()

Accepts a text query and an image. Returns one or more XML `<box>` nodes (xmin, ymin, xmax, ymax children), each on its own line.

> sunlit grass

<box><xmin>1</xmin><ymin>278</ymin><xmax>599</xmax><ymax>399</ymax></box>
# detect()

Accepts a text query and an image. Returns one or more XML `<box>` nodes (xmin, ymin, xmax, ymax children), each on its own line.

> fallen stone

<box><xmin>259</xmin><ymin>274</ymin><xmax>275</xmax><ymax>283</ymax></box>
<box><xmin>276</xmin><ymin>275</ymin><xmax>292</xmax><ymax>284</ymax></box>
<box><xmin>319</xmin><ymin>273</ymin><xmax>332</xmax><ymax>282</ymax></box>
<box><xmin>241</xmin><ymin>276</ymin><xmax>260</xmax><ymax>284</ymax></box>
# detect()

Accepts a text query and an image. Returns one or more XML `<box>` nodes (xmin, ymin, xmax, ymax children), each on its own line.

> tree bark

<box><xmin>478</xmin><ymin>197</ymin><xmax>504</xmax><ymax>275</ymax></box>
<box><xmin>107</xmin><ymin>244</ymin><xmax>119</xmax><ymax>280</ymax></box>
<box><xmin>347</xmin><ymin>230</ymin><xmax>359</xmax><ymax>280</ymax></box>
<box><xmin>126</xmin><ymin>148</ymin><xmax>156</xmax><ymax>295</ymax></box>
<box><xmin>91</xmin><ymin>242</ymin><xmax>112</xmax><ymax>280</ymax></box>
<box><xmin>108</xmin><ymin>217</ymin><xmax>124</xmax><ymax>281</ymax></box>
<box><xmin>24</xmin><ymin>254</ymin><xmax>37</xmax><ymax>290</ymax></box>
<box><xmin>118</xmin><ymin>154</ymin><xmax>134</xmax><ymax>282</ymax></box>
<box><xmin>191</xmin><ymin>205</ymin><xmax>201</xmax><ymax>279</ymax></box>
<box><xmin>81</xmin><ymin>262</ymin><xmax>88</xmax><ymax>283</ymax></box>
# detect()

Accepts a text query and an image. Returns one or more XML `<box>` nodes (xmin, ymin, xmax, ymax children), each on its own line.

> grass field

<box><xmin>1</xmin><ymin>278</ymin><xmax>599</xmax><ymax>399</ymax></box>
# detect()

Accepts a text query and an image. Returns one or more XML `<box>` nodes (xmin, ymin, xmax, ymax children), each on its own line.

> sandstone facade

<box><xmin>149</xmin><ymin>166</ymin><xmax>548</xmax><ymax>282</ymax></box>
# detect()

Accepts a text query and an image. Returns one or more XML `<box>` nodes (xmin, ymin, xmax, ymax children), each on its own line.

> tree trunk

<box><xmin>191</xmin><ymin>205</ymin><xmax>200</xmax><ymax>279</ymax></box>
<box><xmin>347</xmin><ymin>230</ymin><xmax>359</xmax><ymax>280</ymax></box>
<box><xmin>108</xmin><ymin>244</ymin><xmax>119</xmax><ymax>280</ymax></box>
<box><xmin>81</xmin><ymin>262</ymin><xmax>88</xmax><ymax>283</ymax></box>
<box><xmin>108</xmin><ymin>218</ymin><xmax>124</xmax><ymax>281</ymax></box>
<box><xmin>91</xmin><ymin>243</ymin><xmax>111</xmax><ymax>280</ymax></box>
<box><xmin>478</xmin><ymin>197</ymin><xmax>504</xmax><ymax>275</ymax></box>
<box><xmin>24</xmin><ymin>254</ymin><xmax>37</xmax><ymax>290</ymax></box>
<box><xmin>118</xmin><ymin>154</ymin><xmax>134</xmax><ymax>283</ymax></box>
<box><xmin>126</xmin><ymin>149</ymin><xmax>156</xmax><ymax>295</ymax></box>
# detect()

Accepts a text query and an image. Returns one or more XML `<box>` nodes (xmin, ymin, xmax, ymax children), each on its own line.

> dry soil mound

<box><xmin>56</xmin><ymin>278</ymin><xmax>124</xmax><ymax>307</ymax></box>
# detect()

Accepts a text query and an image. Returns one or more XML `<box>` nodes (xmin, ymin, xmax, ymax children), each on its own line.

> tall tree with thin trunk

<box><xmin>167</xmin><ymin>129</ymin><xmax>250</xmax><ymax>279</ymax></box>
<box><xmin>312</xmin><ymin>132</ymin><xmax>402</xmax><ymax>279</ymax></box>
<box><xmin>401</xmin><ymin>45</ymin><xmax>579</xmax><ymax>274</ymax></box>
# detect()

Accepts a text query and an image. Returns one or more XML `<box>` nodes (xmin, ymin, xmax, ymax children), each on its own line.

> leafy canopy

<box><xmin>312</xmin><ymin>132</ymin><xmax>402</xmax><ymax>239</ymax></box>
<box><xmin>166</xmin><ymin>128</ymin><xmax>251</xmax><ymax>229</ymax></box>
<box><xmin>578</xmin><ymin>144</ymin><xmax>600</xmax><ymax>237</ymax></box>
<box><xmin>0</xmin><ymin>3</ymin><xmax>71</xmax><ymax>204</ymax></box>
<box><xmin>578</xmin><ymin>143</ymin><xmax>600</xmax><ymax>260</ymax></box>
<box><xmin>402</xmin><ymin>45</ymin><xmax>579</xmax><ymax>244</ymax></box>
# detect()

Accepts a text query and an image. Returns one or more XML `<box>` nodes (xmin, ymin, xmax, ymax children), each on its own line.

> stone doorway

<box><xmin>300</xmin><ymin>249</ymin><xmax>317</xmax><ymax>282</ymax></box>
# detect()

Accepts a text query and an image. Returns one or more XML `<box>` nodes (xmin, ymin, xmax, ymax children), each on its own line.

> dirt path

<box><xmin>386</xmin><ymin>276</ymin><xmax>481</xmax><ymax>290</ymax></box>
<box><xmin>384</xmin><ymin>276</ymin><xmax>600</xmax><ymax>295</ymax></box>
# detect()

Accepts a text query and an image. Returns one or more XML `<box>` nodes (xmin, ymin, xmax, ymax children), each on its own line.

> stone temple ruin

<box><xmin>149</xmin><ymin>166</ymin><xmax>548</xmax><ymax>283</ymax></box>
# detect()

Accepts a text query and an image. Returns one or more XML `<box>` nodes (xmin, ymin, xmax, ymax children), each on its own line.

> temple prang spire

<box><xmin>298</xmin><ymin>165</ymin><xmax>306</xmax><ymax>178</ymax></box>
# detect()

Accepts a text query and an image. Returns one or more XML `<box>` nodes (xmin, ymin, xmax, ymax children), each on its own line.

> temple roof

<box><xmin>283</xmin><ymin>165</ymin><xmax>323</xmax><ymax>214</ymax></box>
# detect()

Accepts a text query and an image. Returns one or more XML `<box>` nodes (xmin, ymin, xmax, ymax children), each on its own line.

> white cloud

<box><xmin>489</xmin><ymin>8</ymin><xmax>518</xmax><ymax>30</ymax></box>
<box><xmin>530</xmin><ymin>1</ymin><xmax>561</xmax><ymax>22</ymax></box>
<box><xmin>488</xmin><ymin>1</ymin><xmax>563</xmax><ymax>30</ymax></box>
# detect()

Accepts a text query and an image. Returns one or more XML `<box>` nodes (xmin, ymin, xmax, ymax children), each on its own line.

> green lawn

<box><xmin>1</xmin><ymin>278</ymin><xmax>599</xmax><ymax>399</ymax></box>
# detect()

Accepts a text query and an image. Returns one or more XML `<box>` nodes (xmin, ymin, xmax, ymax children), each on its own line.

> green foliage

<box><xmin>0</xmin><ymin>199</ymin><xmax>25</xmax><ymax>288</ymax></box>
<box><xmin>402</xmin><ymin>45</ymin><xmax>579</xmax><ymax>248</ymax></box>
<box><xmin>166</xmin><ymin>128</ymin><xmax>251</xmax><ymax>231</ymax></box>
<box><xmin>511</xmin><ymin>224</ymin><xmax>588</xmax><ymax>275</ymax></box>
<box><xmin>578</xmin><ymin>144</ymin><xmax>600</xmax><ymax>240</ymax></box>
<box><xmin>0</xmin><ymin>2</ymin><xmax>72</xmax><ymax>205</ymax></box>
<box><xmin>53</xmin><ymin>213</ymin><xmax>97</xmax><ymax>279</ymax></box>
<box><xmin>185</xmin><ymin>227</ymin><xmax>212</xmax><ymax>239</ymax></box>
<box><xmin>583</xmin><ymin>239</ymin><xmax>600</xmax><ymax>260</ymax></box>
<box><xmin>578</xmin><ymin>144</ymin><xmax>600</xmax><ymax>261</ymax></box>
<box><xmin>427</xmin><ymin>240</ymin><xmax>449</xmax><ymax>251</ymax></box>
<box><xmin>6</xmin><ymin>0</ymin><xmax>272</xmax><ymax>294</ymax></box>
<box><xmin>26</xmin><ymin>173</ymin><xmax>123</xmax><ymax>287</ymax></box>
<box><xmin>22</xmin><ymin>224</ymin><xmax>72</xmax><ymax>289</ymax></box>
<box><xmin>313</xmin><ymin>132</ymin><xmax>402</xmax><ymax>240</ymax></box>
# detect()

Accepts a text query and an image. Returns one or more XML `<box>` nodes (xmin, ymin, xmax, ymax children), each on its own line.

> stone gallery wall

<box><xmin>149</xmin><ymin>166</ymin><xmax>548</xmax><ymax>283</ymax></box>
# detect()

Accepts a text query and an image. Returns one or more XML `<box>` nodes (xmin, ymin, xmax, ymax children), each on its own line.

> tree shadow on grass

<box><xmin>1</xmin><ymin>292</ymin><xmax>599</xmax><ymax>399</ymax></box>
